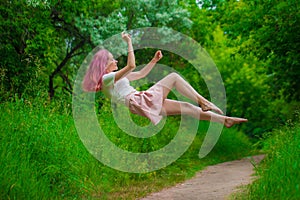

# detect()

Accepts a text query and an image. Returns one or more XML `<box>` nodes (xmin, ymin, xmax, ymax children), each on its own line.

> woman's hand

<box><xmin>153</xmin><ymin>50</ymin><xmax>163</xmax><ymax>62</ymax></box>
<box><xmin>126</xmin><ymin>50</ymin><xmax>162</xmax><ymax>81</ymax></box>
<box><xmin>122</xmin><ymin>32</ymin><xmax>131</xmax><ymax>43</ymax></box>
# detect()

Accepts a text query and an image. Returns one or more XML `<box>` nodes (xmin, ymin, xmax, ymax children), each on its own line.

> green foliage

<box><xmin>0</xmin><ymin>1</ymin><xmax>49</xmax><ymax>98</ymax></box>
<box><xmin>0</xmin><ymin>99</ymin><xmax>253</xmax><ymax>199</ymax></box>
<box><xmin>1</xmin><ymin>0</ymin><xmax>193</xmax><ymax>99</ymax></box>
<box><xmin>199</xmin><ymin>122</ymin><xmax>255</xmax><ymax>164</ymax></box>
<box><xmin>1</xmin><ymin>0</ymin><xmax>82</xmax><ymax>99</ymax></box>
<box><xmin>0</xmin><ymin>99</ymin><xmax>91</xmax><ymax>199</ymax></box>
<box><xmin>218</xmin><ymin>0</ymin><xmax>300</xmax><ymax>101</ymax></box>
<box><xmin>1</xmin><ymin>1</ymin><xmax>300</xmax><ymax>197</ymax></box>
<box><xmin>244</xmin><ymin>122</ymin><xmax>300</xmax><ymax>199</ymax></box>
<box><xmin>202</xmin><ymin>26</ymin><xmax>271</xmax><ymax>136</ymax></box>
<box><xmin>1</xmin><ymin>0</ymin><xmax>298</xmax><ymax>136</ymax></box>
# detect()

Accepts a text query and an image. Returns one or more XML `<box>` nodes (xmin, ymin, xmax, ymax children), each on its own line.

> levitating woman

<box><xmin>83</xmin><ymin>32</ymin><xmax>248</xmax><ymax>127</ymax></box>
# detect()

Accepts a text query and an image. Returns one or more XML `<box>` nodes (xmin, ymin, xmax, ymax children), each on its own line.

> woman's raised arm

<box><xmin>126</xmin><ymin>50</ymin><xmax>163</xmax><ymax>81</ymax></box>
<box><xmin>115</xmin><ymin>32</ymin><xmax>136</xmax><ymax>82</ymax></box>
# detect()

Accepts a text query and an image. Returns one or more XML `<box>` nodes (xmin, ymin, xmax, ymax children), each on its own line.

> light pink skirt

<box><xmin>125</xmin><ymin>84</ymin><xmax>164</xmax><ymax>125</ymax></box>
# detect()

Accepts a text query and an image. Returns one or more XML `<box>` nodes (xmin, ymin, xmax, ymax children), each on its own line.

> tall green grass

<box><xmin>0</xmin><ymin>98</ymin><xmax>253</xmax><ymax>199</ymax></box>
<box><xmin>238</xmin><ymin>122</ymin><xmax>300</xmax><ymax>199</ymax></box>
<box><xmin>0</xmin><ymin>99</ymin><xmax>97</xmax><ymax>199</ymax></box>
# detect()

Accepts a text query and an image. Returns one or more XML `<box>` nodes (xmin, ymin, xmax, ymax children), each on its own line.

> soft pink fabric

<box><xmin>125</xmin><ymin>84</ymin><xmax>164</xmax><ymax>125</ymax></box>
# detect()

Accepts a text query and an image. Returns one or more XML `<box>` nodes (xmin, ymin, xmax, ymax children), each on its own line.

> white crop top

<box><xmin>102</xmin><ymin>72</ymin><xmax>136</xmax><ymax>105</ymax></box>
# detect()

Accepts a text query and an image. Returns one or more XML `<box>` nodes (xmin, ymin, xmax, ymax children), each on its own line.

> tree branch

<box><xmin>49</xmin><ymin>39</ymin><xmax>86</xmax><ymax>98</ymax></box>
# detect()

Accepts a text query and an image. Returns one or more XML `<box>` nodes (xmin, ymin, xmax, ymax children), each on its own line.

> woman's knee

<box><xmin>168</xmin><ymin>72</ymin><xmax>180</xmax><ymax>79</ymax></box>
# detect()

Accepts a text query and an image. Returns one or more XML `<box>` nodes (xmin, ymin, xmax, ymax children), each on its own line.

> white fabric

<box><xmin>102</xmin><ymin>72</ymin><xmax>136</xmax><ymax>105</ymax></box>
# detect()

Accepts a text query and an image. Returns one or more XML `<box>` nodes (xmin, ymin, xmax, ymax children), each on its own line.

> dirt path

<box><xmin>140</xmin><ymin>155</ymin><xmax>264</xmax><ymax>200</ymax></box>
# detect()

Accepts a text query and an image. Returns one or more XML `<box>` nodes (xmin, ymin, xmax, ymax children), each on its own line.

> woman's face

<box><xmin>106</xmin><ymin>53</ymin><xmax>118</xmax><ymax>73</ymax></box>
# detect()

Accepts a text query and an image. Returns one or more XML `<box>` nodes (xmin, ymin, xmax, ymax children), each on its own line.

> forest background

<box><xmin>1</xmin><ymin>0</ymin><xmax>299</xmax><ymax>199</ymax></box>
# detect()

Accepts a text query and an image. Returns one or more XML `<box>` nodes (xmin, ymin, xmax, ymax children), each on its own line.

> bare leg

<box><xmin>161</xmin><ymin>99</ymin><xmax>247</xmax><ymax>128</ymax></box>
<box><xmin>156</xmin><ymin>73</ymin><xmax>223</xmax><ymax>114</ymax></box>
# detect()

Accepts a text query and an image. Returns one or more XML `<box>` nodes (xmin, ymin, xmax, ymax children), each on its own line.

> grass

<box><xmin>231</xmin><ymin>121</ymin><xmax>300</xmax><ymax>200</ymax></box>
<box><xmin>0</xmin><ymin>99</ymin><xmax>95</xmax><ymax>199</ymax></box>
<box><xmin>0</xmin><ymin>98</ymin><xmax>254</xmax><ymax>199</ymax></box>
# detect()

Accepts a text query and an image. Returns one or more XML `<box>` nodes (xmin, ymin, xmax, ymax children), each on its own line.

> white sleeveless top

<box><xmin>102</xmin><ymin>72</ymin><xmax>136</xmax><ymax>105</ymax></box>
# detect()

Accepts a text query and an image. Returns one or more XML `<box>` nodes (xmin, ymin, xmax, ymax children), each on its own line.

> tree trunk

<box><xmin>48</xmin><ymin>39</ymin><xmax>86</xmax><ymax>99</ymax></box>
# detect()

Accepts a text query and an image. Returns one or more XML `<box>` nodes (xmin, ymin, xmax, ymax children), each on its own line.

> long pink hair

<box><xmin>82</xmin><ymin>49</ymin><xmax>109</xmax><ymax>92</ymax></box>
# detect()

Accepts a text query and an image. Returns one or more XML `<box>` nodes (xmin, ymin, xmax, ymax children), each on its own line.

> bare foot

<box><xmin>199</xmin><ymin>101</ymin><xmax>224</xmax><ymax>115</ymax></box>
<box><xmin>225</xmin><ymin>117</ymin><xmax>248</xmax><ymax>128</ymax></box>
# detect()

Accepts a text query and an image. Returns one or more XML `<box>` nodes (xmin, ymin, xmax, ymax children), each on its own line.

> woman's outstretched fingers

<box><xmin>224</xmin><ymin>117</ymin><xmax>248</xmax><ymax>128</ymax></box>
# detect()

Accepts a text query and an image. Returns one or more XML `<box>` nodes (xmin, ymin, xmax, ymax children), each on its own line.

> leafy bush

<box><xmin>245</xmin><ymin>123</ymin><xmax>300</xmax><ymax>199</ymax></box>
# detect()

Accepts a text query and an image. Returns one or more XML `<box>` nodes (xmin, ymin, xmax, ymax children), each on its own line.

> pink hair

<box><xmin>82</xmin><ymin>49</ymin><xmax>109</xmax><ymax>92</ymax></box>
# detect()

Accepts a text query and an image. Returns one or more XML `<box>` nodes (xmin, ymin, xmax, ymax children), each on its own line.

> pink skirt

<box><xmin>125</xmin><ymin>84</ymin><xmax>164</xmax><ymax>125</ymax></box>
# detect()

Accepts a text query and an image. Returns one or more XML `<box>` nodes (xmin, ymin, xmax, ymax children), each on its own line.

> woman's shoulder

<box><xmin>103</xmin><ymin>72</ymin><xmax>116</xmax><ymax>78</ymax></box>
<box><xmin>102</xmin><ymin>72</ymin><xmax>116</xmax><ymax>86</ymax></box>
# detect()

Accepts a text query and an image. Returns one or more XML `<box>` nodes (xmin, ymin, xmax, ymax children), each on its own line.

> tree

<box><xmin>0</xmin><ymin>0</ymin><xmax>91</xmax><ymax>99</ymax></box>
<box><xmin>1</xmin><ymin>0</ymin><xmax>193</xmax><ymax>100</ymax></box>
<box><xmin>218</xmin><ymin>0</ymin><xmax>300</xmax><ymax>101</ymax></box>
